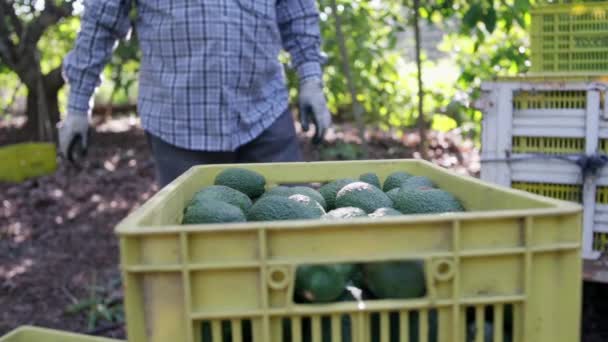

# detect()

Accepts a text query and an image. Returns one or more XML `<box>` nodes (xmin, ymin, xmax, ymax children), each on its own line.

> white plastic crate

<box><xmin>477</xmin><ymin>76</ymin><xmax>608</xmax><ymax>260</ymax></box>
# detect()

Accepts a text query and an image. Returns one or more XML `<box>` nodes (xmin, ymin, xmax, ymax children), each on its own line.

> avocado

<box><xmin>189</xmin><ymin>185</ymin><xmax>252</xmax><ymax>213</ymax></box>
<box><xmin>295</xmin><ymin>264</ymin><xmax>351</xmax><ymax>303</ymax></box>
<box><xmin>369</xmin><ymin>207</ymin><xmax>402</xmax><ymax>218</ymax></box>
<box><xmin>247</xmin><ymin>195</ymin><xmax>321</xmax><ymax>222</ymax></box>
<box><xmin>400</xmin><ymin>176</ymin><xmax>435</xmax><ymax>190</ymax></box>
<box><xmin>264</xmin><ymin>186</ymin><xmax>327</xmax><ymax>210</ymax></box>
<box><xmin>322</xmin><ymin>207</ymin><xmax>368</xmax><ymax>220</ymax></box>
<box><xmin>288</xmin><ymin>194</ymin><xmax>326</xmax><ymax>217</ymax></box>
<box><xmin>386</xmin><ymin>188</ymin><xmax>400</xmax><ymax>203</ymax></box>
<box><xmin>262</xmin><ymin>186</ymin><xmax>294</xmax><ymax>197</ymax></box>
<box><xmin>363</xmin><ymin>260</ymin><xmax>426</xmax><ymax>299</ymax></box>
<box><xmin>382</xmin><ymin>171</ymin><xmax>412</xmax><ymax>192</ymax></box>
<box><xmin>359</xmin><ymin>173</ymin><xmax>382</xmax><ymax>189</ymax></box>
<box><xmin>214</xmin><ymin>168</ymin><xmax>266</xmax><ymax>198</ymax></box>
<box><xmin>182</xmin><ymin>199</ymin><xmax>246</xmax><ymax>224</ymax></box>
<box><xmin>335</xmin><ymin>182</ymin><xmax>393</xmax><ymax>213</ymax></box>
<box><xmin>319</xmin><ymin>178</ymin><xmax>357</xmax><ymax>210</ymax></box>
<box><xmin>391</xmin><ymin>188</ymin><xmax>464</xmax><ymax>214</ymax></box>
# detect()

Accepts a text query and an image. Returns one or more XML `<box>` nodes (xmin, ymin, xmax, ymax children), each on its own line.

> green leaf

<box><xmin>66</xmin><ymin>298</ymin><xmax>98</xmax><ymax>314</ymax></box>
<box><xmin>483</xmin><ymin>7</ymin><xmax>497</xmax><ymax>33</ymax></box>
<box><xmin>463</xmin><ymin>3</ymin><xmax>483</xmax><ymax>30</ymax></box>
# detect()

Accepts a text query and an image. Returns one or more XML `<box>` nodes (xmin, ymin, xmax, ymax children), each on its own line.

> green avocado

<box><xmin>247</xmin><ymin>195</ymin><xmax>321</xmax><ymax>222</ymax></box>
<box><xmin>264</xmin><ymin>186</ymin><xmax>327</xmax><ymax>210</ymax></box>
<box><xmin>391</xmin><ymin>188</ymin><xmax>464</xmax><ymax>214</ymax></box>
<box><xmin>382</xmin><ymin>171</ymin><xmax>413</xmax><ymax>192</ymax></box>
<box><xmin>322</xmin><ymin>207</ymin><xmax>368</xmax><ymax>220</ymax></box>
<box><xmin>363</xmin><ymin>260</ymin><xmax>426</xmax><ymax>299</ymax></box>
<box><xmin>214</xmin><ymin>168</ymin><xmax>266</xmax><ymax>198</ymax></box>
<box><xmin>369</xmin><ymin>207</ymin><xmax>402</xmax><ymax>218</ymax></box>
<box><xmin>182</xmin><ymin>199</ymin><xmax>246</xmax><ymax>224</ymax></box>
<box><xmin>295</xmin><ymin>264</ymin><xmax>352</xmax><ymax>303</ymax></box>
<box><xmin>188</xmin><ymin>185</ymin><xmax>252</xmax><ymax>213</ymax></box>
<box><xmin>400</xmin><ymin>176</ymin><xmax>435</xmax><ymax>190</ymax></box>
<box><xmin>360</xmin><ymin>172</ymin><xmax>382</xmax><ymax>189</ymax></box>
<box><xmin>288</xmin><ymin>194</ymin><xmax>326</xmax><ymax>217</ymax></box>
<box><xmin>335</xmin><ymin>182</ymin><xmax>393</xmax><ymax>213</ymax></box>
<box><xmin>319</xmin><ymin>178</ymin><xmax>357</xmax><ymax>210</ymax></box>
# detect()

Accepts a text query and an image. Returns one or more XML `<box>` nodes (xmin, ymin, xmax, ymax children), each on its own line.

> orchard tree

<box><xmin>0</xmin><ymin>0</ymin><xmax>77</xmax><ymax>140</ymax></box>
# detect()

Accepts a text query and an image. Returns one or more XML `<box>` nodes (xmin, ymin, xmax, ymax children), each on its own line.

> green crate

<box><xmin>530</xmin><ymin>1</ymin><xmax>608</xmax><ymax>73</ymax></box>
<box><xmin>0</xmin><ymin>326</ymin><xmax>122</xmax><ymax>342</ymax></box>
<box><xmin>116</xmin><ymin>160</ymin><xmax>582</xmax><ymax>342</ymax></box>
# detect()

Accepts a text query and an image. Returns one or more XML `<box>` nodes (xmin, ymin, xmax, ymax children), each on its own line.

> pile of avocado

<box><xmin>184</xmin><ymin>168</ymin><xmax>485</xmax><ymax>341</ymax></box>
<box><xmin>182</xmin><ymin>168</ymin><xmax>465</xmax><ymax>226</ymax></box>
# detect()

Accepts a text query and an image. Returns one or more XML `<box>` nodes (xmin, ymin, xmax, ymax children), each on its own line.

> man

<box><xmin>59</xmin><ymin>0</ymin><xmax>331</xmax><ymax>187</ymax></box>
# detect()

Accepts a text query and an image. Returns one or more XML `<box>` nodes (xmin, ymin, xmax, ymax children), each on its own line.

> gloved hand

<box><xmin>299</xmin><ymin>78</ymin><xmax>332</xmax><ymax>144</ymax></box>
<box><xmin>57</xmin><ymin>113</ymin><xmax>90</xmax><ymax>162</ymax></box>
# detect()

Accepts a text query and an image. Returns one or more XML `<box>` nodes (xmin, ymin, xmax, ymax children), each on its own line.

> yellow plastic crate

<box><xmin>512</xmin><ymin>182</ymin><xmax>583</xmax><ymax>202</ymax></box>
<box><xmin>116</xmin><ymin>160</ymin><xmax>582</xmax><ymax>342</ymax></box>
<box><xmin>530</xmin><ymin>1</ymin><xmax>608</xmax><ymax>73</ymax></box>
<box><xmin>513</xmin><ymin>182</ymin><xmax>608</xmax><ymax>251</ymax></box>
<box><xmin>0</xmin><ymin>326</ymin><xmax>122</xmax><ymax>342</ymax></box>
<box><xmin>0</xmin><ymin>142</ymin><xmax>57</xmax><ymax>183</ymax></box>
<box><xmin>511</xmin><ymin>136</ymin><xmax>586</xmax><ymax>154</ymax></box>
<box><xmin>513</xmin><ymin>90</ymin><xmax>588</xmax><ymax>111</ymax></box>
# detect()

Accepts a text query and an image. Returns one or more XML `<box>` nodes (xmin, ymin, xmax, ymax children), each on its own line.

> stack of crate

<box><xmin>479</xmin><ymin>0</ymin><xmax>608</xmax><ymax>260</ymax></box>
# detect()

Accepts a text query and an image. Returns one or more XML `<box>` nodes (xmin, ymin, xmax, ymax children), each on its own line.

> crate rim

<box><xmin>532</xmin><ymin>1</ymin><xmax>608</xmax><ymax>13</ymax></box>
<box><xmin>491</xmin><ymin>73</ymin><xmax>608</xmax><ymax>83</ymax></box>
<box><xmin>115</xmin><ymin>159</ymin><xmax>582</xmax><ymax>235</ymax></box>
<box><xmin>0</xmin><ymin>326</ymin><xmax>121</xmax><ymax>342</ymax></box>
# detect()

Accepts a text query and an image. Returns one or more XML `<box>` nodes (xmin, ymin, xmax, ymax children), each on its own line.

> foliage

<box><xmin>319</xmin><ymin>141</ymin><xmax>364</xmax><ymax>161</ymax></box>
<box><xmin>0</xmin><ymin>0</ymin><xmax>535</xmax><ymax>141</ymax></box>
<box><xmin>305</xmin><ymin>0</ymin><xmax>533</xmax><ymax>140</ymax></box>
<box><xmin>65</xmin><ymin>276</ymin><xmax>124</xmax><ymax>331</ymax></box>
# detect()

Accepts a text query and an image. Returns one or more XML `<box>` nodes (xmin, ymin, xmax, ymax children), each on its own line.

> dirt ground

<box><xmin>0</xmin><ymin>117</ymin><xmax>606</xmax><ymax>341</ymax></box>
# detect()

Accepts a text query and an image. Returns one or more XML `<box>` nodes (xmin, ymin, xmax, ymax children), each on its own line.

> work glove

<box><xmin>57</xmin><ymin>113</ymin><xmax>89</xmax><ymax>162</ymax></box>
<box><xmin>299</xmin><ymin>78</ymin><xmax>332</xmax><ymax>145</ymax></box>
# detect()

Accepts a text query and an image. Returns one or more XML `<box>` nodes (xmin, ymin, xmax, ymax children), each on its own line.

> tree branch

<box><xmin>1</xmin><ymin>1</ymin><xmax>22</xmax><ymax>36</ymax></box>
<box><xmin>0</xmin><ymin>0</ymin><xmax>18</xmax><ymax>68</ymax></box>
<box><xmin>44</xmin><ymin>64</ymin><xmax>65</xmax><ymax>92</ymax></box>
<box><xmin>330</xmin><ymin>0</ymin><xmax>369</xmax><ymax>157</ymax></box>
<box><xmin>413</xmin><ymin>0</ymin><xmax>428</xmax><ymax>159</ymax></box>
<box><xmin>19</xmin><ymin>0</ymin><xmax>73</xmax><ymax>53</ymax></box>
<box><xmin>0</xmin><ymin>39</ymin><xmax>16</xmax><ymax>68</ymax></box>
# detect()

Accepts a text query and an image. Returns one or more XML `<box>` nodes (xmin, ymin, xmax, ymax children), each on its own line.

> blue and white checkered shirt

<box><xmin>63</xmin><ymin>0</ymin><xmax>324</xmax><ymax>151</ymax></box>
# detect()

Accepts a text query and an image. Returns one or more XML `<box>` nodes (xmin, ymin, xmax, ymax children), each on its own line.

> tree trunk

<box><xmin>23</xmin><ymin>66</ymin><xmax>64</xmax><ymax>142</ymax></box>
<box><xmin>23</xmin><ymin>83</ymin><xmax>61</xmax><ymax>142</ymax></box>
<box><xmin>413</xmin><ymin>0</ymin><xmax>428</xmax><ymax>159</ymax></box>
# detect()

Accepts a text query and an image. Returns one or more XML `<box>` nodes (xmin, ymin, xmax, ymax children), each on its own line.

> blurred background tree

<box><xmin>0</xmin><ymin>0</ymin><xmax>533</xmax><ymax>143</ymax></box>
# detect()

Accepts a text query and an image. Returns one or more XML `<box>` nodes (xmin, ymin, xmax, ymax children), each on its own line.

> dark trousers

<box><xmin>146</xmin><ymin>110</ymin><xmax>303</xmax><ymax>187</ymax></box>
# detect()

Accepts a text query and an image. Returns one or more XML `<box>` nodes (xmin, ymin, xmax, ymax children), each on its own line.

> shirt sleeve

<box><xmin>276</xmin><ymin>0</ymin><xmax>325</xmax><ymax>83</ymax></box>
<box><xmin>63</xmin><ymin>0</ymin><xmax>133</xmax><ymax>115</ymax></box>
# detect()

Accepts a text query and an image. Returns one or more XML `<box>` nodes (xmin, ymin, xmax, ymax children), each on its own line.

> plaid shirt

<box><xmin>64</xmin><ymin>0</ymin><xmax>324</xmax><ymax>151</ymax></box>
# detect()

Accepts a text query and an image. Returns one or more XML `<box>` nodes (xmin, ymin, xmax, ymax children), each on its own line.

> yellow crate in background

<box><xmin>530</xmin><ymin>1</ymin><xmax>608</xmax><ymax>73</ymax></box>
<box><xmin>116</xmin><ymin>160</ymin><xmax>582</xmax><ymax>342</ymax></box>
<box><xmin>0</xmin><ymin>142</ymin><xmax>57</xmax><ymax>183</ymax></box>
<box><xmin>513</xmin><ymin>182</ymin><xmax>608</xmax><ymax>252</ymax></box>
<box><xmin>511</xmin><ymin>136</ymin><xmax>586</xmax><ymax>154</ymax></box>
<box><xmin>0</xmin><ymin>326</ymin><xmax>122</xmax><ymax>342</ymax></box>
<box><xmin>512</xmin><ymin>182</ymin><xmax>583</xmax><ymax>202</ymax></box>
